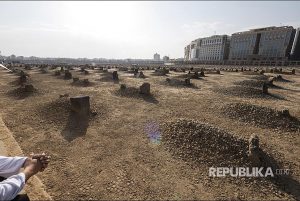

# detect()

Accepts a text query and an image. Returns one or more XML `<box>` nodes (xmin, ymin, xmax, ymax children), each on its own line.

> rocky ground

<box><xmin>0</xmin><ymin>65</ymin><xmax>299</xmax><ymax>200</ymax></box>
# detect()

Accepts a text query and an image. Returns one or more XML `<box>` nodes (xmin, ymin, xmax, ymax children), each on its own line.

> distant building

<box><xmin>153</xmin><ymin>53</ymin><xmax>160</xmax><ymax>61</ymax></box>
<box><xmin>163</xmin><ymin>56</ymin><xmax>169</xmax><ymax>61</ymax></box>
<box><xmin>229</xmin><ymin>26</ymin><xmax>296</xmax><ymax>61</ymax></box>
<box><xmin>291</xmin><ymin>28</ymin><xmax>300</xmax><ymax>60</ymax></box>
<box><xmin>184</xmin><ymin>35</ymin><xmax>230</xmax><ymax>61</ymax></box>
<box><xmin>184</xmin><ymin>44</ymin><xmax>191</xmax><ymax>61</ymax></box>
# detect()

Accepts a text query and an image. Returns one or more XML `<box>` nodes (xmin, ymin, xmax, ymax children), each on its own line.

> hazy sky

<box><xmin>0</xmin><ymin>1</ymin><xmax>300</xmax><ymax>59</ymax></box>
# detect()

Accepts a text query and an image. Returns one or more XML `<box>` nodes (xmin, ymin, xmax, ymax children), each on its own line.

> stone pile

<box><xmin>19</xmin><ymin>71</ymin><xmax>27</xmax><ymax>85</ymax></box>
<box><xmin>234</xmin><ymin>79</ymin><xmax>274</xmax><ymax>88</ymax></box>
<box><xmin>54</xmin><ymin>70</ymin><xmax>61</xmax><ymax>76</ymax></box>
<box><xmin>6</xmin><ymin>84</ymin><xmax>37</xmax><ymax>99</ymax></box>
<box><xmin>112</xmin><ymin>71</ymin><xmax>119</xmax><ymax>80</ymax></box>
<box><xmin>163</xmin><ymin>78</ymin><xmax>196</xmax><ymax>88</ymax></box>
<box><xmin>273</xmin><ymin>75</ymin><xmax>290</xmax><ymax>82</ymax></box>
<box><xmin>222</xmin><ymin>103</ymin><xmax>300</xmax><ymax>132</ymax></box>
<box><xmin>40</xmin><ymin>68</ymin><xmax>48</xmax><ymax>74</ymax></box>
<box><xmin>139</xmin><ymin>82</ymin><xmax>150</xmax><ymax>95</ymax></box>
<box><xmin>153</xmin><ymin>68</ymin><xmax>169</xmax><ymax>76</ymax></box>
<box><xmin>72</xmin><ymin>78</ymin><xmax>92</xmax><ymax>87</ymax></box>
<box><xmin>99</xmin><ymin>71</ymin><xmax>119</xmax><ymax>82</ymax></box>
<box><xmin>135</xmin><ymin>71</ymin><xmax>146</xmax><ymax>78</ymax></box>
<box><xmin>161</xmin><ymin>119</ymin><xmax>251</xmax><ymax>166</ymax></box>
<box><xmin>70</xmin><ymin>96</ymin><xmax>90</xmax><ymax>116</ymax></box>
<box><xmin>64</xmin><ymin>70</ymin><xmax>72</xmax><ymax>80</ymax></box>
<box><xmin>213</xmin><ymin>86</ymin><xmax>272</xmax><ymax>98</ymax></box>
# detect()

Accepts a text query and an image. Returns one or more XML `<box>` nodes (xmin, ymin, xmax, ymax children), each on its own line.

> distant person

<box><xmin>0</xmin><ymin>153</ymin><xmax>50</xmax><ymax>201</ymax></box>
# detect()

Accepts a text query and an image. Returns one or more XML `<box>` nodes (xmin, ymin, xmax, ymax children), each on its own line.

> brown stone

<box><xmin>64</xmin><ymin>70</ymin><xmax>72</xmax><ymax>79</ymax></box>
<box><xmin>248</xmin><ymin>134</ymin><xmax>261</xmax><ymax>166</ymax></box>
<box><xmin>73</xmin><ymin>77</ymin><xmax>79</xmax><ymax>82</ymax></box>
<box><xmin>24</xmin><ymin>84</ymin><xmax>34</xmax><ymax>92</ymax></box>
<box><xmin>120</xmin><ymin>84</ymin><xmax>126</xmax><ymax>90</ymax></box>
<box><xmin>70</xmin><ymin>96</ymin><xmax>90</xmax><ymax>116</ymax></box>
<box><xmin>262</xmin><ymin>83</ymin><xmax>268</xmax><ymax>94</ymax></box>
<box><xmin>185</xmin><ymin>78</ymin><xmax>191</xmax><ymax>85</ymax></box>
<box><xmin>292</xmin><ymin>69</ymin><xmax>295</xmax><ymax>74</ymax></box>
<box><xmin>139</xmin><ymin>82</ymin><xmax>150</xmax><ymax>95</ymax></box>
<box><xmin>280</xmin><ymin>109</ymin><xmax>290</xmax><ymax>116</ymax></box>
<box><xmin>112</xmin><ymin>71</ymin><xmax>118</xmax><ymax>80</ymax></box>
<box><xmin>54</xmin><ymin>71</ymin><xmax>61</xmax><ymax>76</ymax></box>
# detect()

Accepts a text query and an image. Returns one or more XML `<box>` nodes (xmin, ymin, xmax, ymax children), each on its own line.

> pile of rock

<box><xmin>163</xmin><ymin>78</ymin><xmax>196</xmax><ymax>88</ymax></box>
<box><xmin>273</xmin><ymin>75</ymin><xmax>290</xmax><ymax>82</ymax></box>
<box><xmin>134</xmin><ymin>71</ymin><xmax>146</xmax><ymax>78</ymax></box>
<box><xmin>19</xmin><ymin>71</ymin><xmax>28</xmax><ymax>85</ymax></box>
<box><xmin>54</xmin><ymin>70</ymin><xmax>61</xmax><ymax>76</ymax></box>
<box><xmin>115</xmin><ymin>82</ymin><xmax>153</xmax><ymax>98</ymax></box>
<box><xmin>161</xmin><ymin>119</ymin><xmax>250</xmax><ymax>166</ymax></box>
<box><xmin>72</xmin><ymin>78</ymin><xmax>92</xmax><ymax>87</ymax></box>
<box><xmin>222</xmin><ymin>103</ymin><xmax>300</xmax><ymax>132</ymax></box>
<box><xmin>99</xmin><ymin>71</ymin><xmax>119</xmax><ymax>82</ymax></box>
<box><xmin>153</xmin><ymin>68</ymin><xmax>169</xmax><ymax>76</ymax></box>
<box><xmin>6</xmin><ymin>84</ymin><xmax>37</xmax><ymax>99</ymax></box>
<box><xmin>215</xmin><ymin>75</ymin><xmax>284</xmax><ymax>98</ymax></box>
<box><xmin>233</xmin><ymin>79</ymin><xmax>274</xmax><ymax>88</ymax></box>
<box><xmin>64</xmin><ymin>70</ymin><xmax>72</xmax><ymax>79</ymax></box>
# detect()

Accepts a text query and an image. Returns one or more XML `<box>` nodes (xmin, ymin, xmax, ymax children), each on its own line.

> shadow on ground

<box><xmin>61</xmin><ymin>112</ymin><xmax>89</xmax><ymax>142</ymax></box>
<box><xmin>259</xmin><ymin>150</ymin><xmax>300</xmax><ymax>200</ymax></box>
<box><xmin>114</xmin><ymin>87</ymin><xmax>159</xmax><ymax>104</ymax></box>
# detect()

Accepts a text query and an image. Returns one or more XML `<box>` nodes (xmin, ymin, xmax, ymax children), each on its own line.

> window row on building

<box><xmin>184</xmin><ymin>26</ymin><xmax>300</xmax><ymax>62</ymax></box>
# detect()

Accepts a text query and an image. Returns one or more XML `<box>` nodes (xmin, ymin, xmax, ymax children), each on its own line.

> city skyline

<box><xmin>1</xmin><ymin>1</ymin><xmax>300</xmax><ymax>59</ymax></box>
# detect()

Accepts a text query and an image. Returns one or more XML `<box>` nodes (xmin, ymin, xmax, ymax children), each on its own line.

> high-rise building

<box><xmin>291</xmin><ymin>28</ymin><xmax>300</xmax><ymax>60</ymax></box>
<box><xmin>184</xmin><ymin>44</ymin><xmax>191</xmax><ymax>61</ymax></box>
<box><xmin>163</xmin><ymin>56</ymin><xmax>169</xmax><ymax>61</ymax></box>
<box><xmin>229</xmin><ymin>26</ymin><xmax>296</xmax><ymax>61</ymax></box>
<box><xmin>153</xmin><ymin>53</ymin><xmax>160</xmax><ymax>61</ymax></box>
<box><xmin>184</xmin><ymin>35</ymin><xmax>230</xmax><ymax>61</ymax></box>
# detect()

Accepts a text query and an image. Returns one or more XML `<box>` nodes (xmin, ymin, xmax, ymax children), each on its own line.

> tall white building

<box><xmin>185</xmin><ymin>35</ymin><xmax>230</xmax><ymax>61</ymax></box>
<box><xmin>153</xmin><ymin>53</ymin><xmax>160</xmax><ymax>61</ymax></box>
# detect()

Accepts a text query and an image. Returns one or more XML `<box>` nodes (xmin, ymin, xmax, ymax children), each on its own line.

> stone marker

<box><xmin>248</xmin><ymin>135</ymin><xmax>261</xmax><ymax>166</ymax></box>
<box><xmin>54</xmin><ymin>71</ymin><xmax>61</xmax><ymax>76</ymax></box>
<box><xmin>25</xmin><ymin>65</ymin><xmax>31</xmax><ymax>70</ymax></box>
<box><xmin>60</xmin><ymin>67</ymin><xmax>64</xmax><ymax>72</ymax></box>
<box><xmin>19</xmin><ymin>74</ymin><xmax>27</xmax><ymax>84</ymax></box>
<box><xmin>73</xmin><ymin>77</ymin><xmax>79</xmax><ymax>82</ymax></box>
<box><xmin>112</xmin><ymin>71</ymin><xmax>119</xmax><ymax>80</ymax></box>
<box><xmin>83</xmin><ymin>79</ymin><xmax>89</xmax><ymax>86</ymax></box>
<box><xmin>64</xmin><ymin>70</ymin><xmax>72</xmax><ymax>79</ymax></box>
<box><xmin>59</xmin><ymin>93</ymin><xmax>69</xmax><ymax>98</ymax></box>
<box><xmin>70</xmin><ymin>96</ymin><xmax>90</xmax><ymax>116</ymax></box>
<box><xmin>268</xmin><ymin>77</ymin><xmax>274</xmax><ymax>85</ymax></box>
<box><xmin>41</xmin><ymin>68</ymin><xmax>47</xmax><ymax>73</ymax></box>
<box><xmin>120</xmin><ymin>84</ymin><xmax>126</xmax><ymax>90</ymax></box>
<box><xmin>24</xmin><ymin>84</ymin><xmax>34</xmax><ymax>92</ymax></box>
<box><xmin>280</xmin><ymin>109</ymin><xmax>290</xmax><ymax>116</ymax></box>
<box><xmin>262</xmin><ymin>83</ymin><xmax>268</xmax><ymax>94</ymax></box>
<box><xmin>292</xmin><ymin>69</ymin><xmax>295</xmax><ymax>74</ymax></box>
<box><xmin>137</xmin><ymin>71</ymin><xmax>145</xmax><ymax>78</ymax></box>
<box><xmin>140</xmin><ymin>82</ymin><xmax>150</xmax><ymax>95</ymax></box>
<box><xmin>185</xmin><ymin>78</ymin><xmax>191</xmax><ymax>85</ymax></box>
